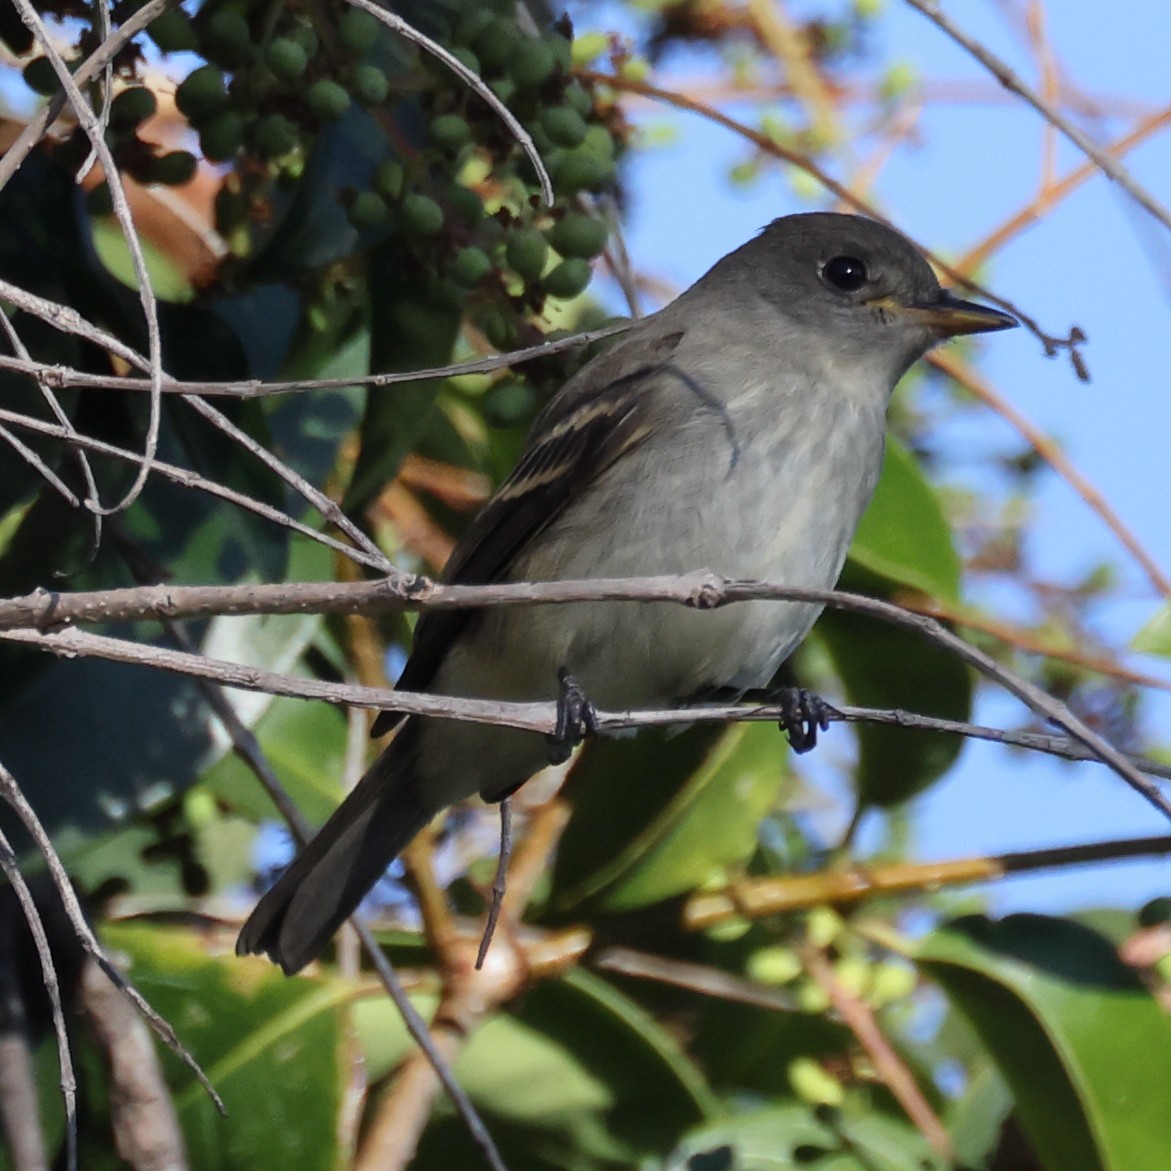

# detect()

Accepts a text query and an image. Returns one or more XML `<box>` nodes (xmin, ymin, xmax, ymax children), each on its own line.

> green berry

<box><xmin>373</xmin><ymin>160</ymin><xmax>405</xmax><ymax>200</ymax></box>
<box><xmin>175</xmin><ymin>64</ymin><xmax>227</xmax><ymax>122</ymax></box>
<box><xmin>147</xmin><ymin>10</ymin><xmax>198</xmax><ymax>52</ymax></box>
<box><xmin>481</xmin><ymin>309</ymin><xmax>517</xmax><ymax>350</ymax></box>
<box><xmin>547</xmin><ymin>33</ymin><xmax>573</xmax><ymax>71</ymax></box>
<box><xmin>547</xmin><ymin>213</ymin><xmax>607</xmax><ymax>259</ymax></box>
<box><xmin>430</xmin><ymin>113</ymin><xmax>471</xmax><ymax>151</ymax></box>
<box><xmin>583</xmin><ymin>124</ymin><xmax>616</xmax><ymax>158</ymax></box>
<box><xmin>453</xmin><ymin>9</ymin><xmax>493</xmax><ymax>44</ymax></box>
<box><xmin>289</xmin><ymin>23</ymin><xmax>319</xmax><ymax>55</ymax></box>
<box><xmin>484</xmin><ymin>377</ymin><xmax>536</xmax><ymax>426</ymax></box>
<box><xmin>307</xmin><ymin>79</ymin><xmax>351</xmax><ymax>120</ymax></box>
<box><xmin>509</xmin><ymin>40</ymin><xmax>555</xmax><ymax>88</ymax></box>
<box><xmin>206</xmin><ymin>9</ymin><xmax>252</xmax><ymax>68</ymax></box>
<box><xmin>110</xmin><ymin>86</ymin><xmax>157</xmax><ymax>129</ymax></box>
<box><xmin>506</xmin><ymin>228</ymin><xmax>547</xmax><ymax>282</ymax></box>
<box><xmin>23</xmin><ymin>56</ymin><xmax>59</xmax><ymax>96</ymax></box>
<box><xmin>199</xmin><ymin>110</ymin><xmax>245</xmax><ymax>162</ymax></box>
<box><xmin>148</xmin><ymin>149</ymin><xmax>198</xmax><ymax>185</ymax></box>
<box><xmin>448</xmin><ymin>184</ymin><xmax>484</xmax><ymax>225</ymax></box>
<box><xmin>553</xmin><ymin>150</ymin><xmax>615</xmax><ymax>194</ymax></box>
<box><xmin>353</xmin><ymin>64</ymin><xmax>389</xmax><ymax>105</ymax></box>
<box><xmin>488</xmin><ymin>77</ymin><xmax>515</xmax><ymax>105</ymax></box>
<box><xmin>473</xmin><ymin>18</ymin><xmax>516</xmax><ymax>69</ymax></box>
<box><xmin>265</xmin><ymin>37</ymin><xmax>308</xmax><ymax>82</ymax></box>
<box><xmin>539</xmin><ymin>105</ymin><xmax>587</xmax><ymax>148</ymax></box>
<box><xmin>450</xmin><ymin>46</ymin><xmax>480</xmax><ymax>75</ymax></box>
<box><xmin>339</xmin><ymin>7</ymin><xmax>381</xmax><ymax>53</ymax></box>
<box><xmin>348</xmin><ymin>190</ymin><xmax>390</xmax><ymax>228</ymax></box>
<box><xmin>563</xmin><ymin>83</ymin><xmax>593</xmax><ymax>118</ymax></box>
<box><xmin>252</xmin><ymin>112</ymin><xmax>299</xmax><ymax>158</ymax></box>
<box><xmin>398</xmin><ymin>192</ymin><xmax>444</xmax><ymax>236</ymax></box>
<box><xmin>542</xmin><ymin>257</ymin><xmax>592</xmax><ymax>299</ymax></box>
<box><xmin>450</xmin><ymin>246</ymin><xmax>492</xmax><ymax>288</ymax></box>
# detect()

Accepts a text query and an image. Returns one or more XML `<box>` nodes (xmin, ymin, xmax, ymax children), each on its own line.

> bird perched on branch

<box><xmin>238</xmin><ymin>212</ymin><xmax>1016</xmax><ymax>973</ymax></box>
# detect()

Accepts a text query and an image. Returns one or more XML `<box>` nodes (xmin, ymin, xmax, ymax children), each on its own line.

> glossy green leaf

<box><xmin>917</xmin><ymin>914</ymin><xmax>1171</xmax><ymax>1171</ymax></box>
<box><xmin>102</xmin><ymin>923</ymin><xmax>352</xmax><ymax>1168</ymax></box>
<box><xmin>662</xmin><ymin>1103</ymin><xmax>943</xmax><ymax>1170</ymax></box>
<box><xmin>201</xmin><ymin>695</ymin><xmax>348</xmax><ymax>824</ymax></box>
<box><xmin>848</xmin><ymin>436</ymin><xmax>961</xmax><ymax>600</ymax></box>
<box><xmin>550</xmin><ymin>722</ymin><xmax>786</xmax><ymax>913</ymax></box>
<box><xmin>354</xmin><ymin>966</ymin><xmax>715</xmax><ymax>1164</ymax></box>
<box><xmin>815</xmin><ymin>606</ymin><xmax>971</xmax><ymax>806</ymax></box>
<box><xmin>343</xmin><ymin>244</ymin><xmax>462</xmax><ymax>513</ymax></box>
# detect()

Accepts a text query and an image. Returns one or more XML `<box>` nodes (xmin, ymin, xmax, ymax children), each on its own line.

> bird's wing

<box><xmin>373</xmin><ymin>328</ymin><xmax>684</xmax><ymax>735</ymax></box>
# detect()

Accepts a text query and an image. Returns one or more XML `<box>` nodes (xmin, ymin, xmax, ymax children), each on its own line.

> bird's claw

<box><xmin>777</xmin><ymin>687</ymin><xmax>832</xmax><ymax>754</ymax></box>
<box><xmin>546</xmin><ymin>667</ymin><xmax>597</xmax><ymax>765</ymax></box>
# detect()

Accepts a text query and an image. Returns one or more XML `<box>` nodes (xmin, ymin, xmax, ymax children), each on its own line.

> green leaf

<box><xmin>102</xmin><ymin>923</ymin><xmax>352</xmax><ymax>1167</ymax></box>
<box><xmin>343</xmin><ymin>242</ymin><xmax>462</xmax><ymax>513</ymax></box>
<box><xmin>662</xmin><ymin>1103</ymin><xmax>943</xmax><ymax>1170</ymax></box>
<box><xmin>201</xmin><ymin>695</ymin><xmax>348</xmax><ymax>824</ymax></box>
<box><xmin>354</xmin><ymin>967</ymin><xmax>716</xmax><ymax>1165</ymax></box>
<box><xmin>848</xmin><ymin>437</ymin><xmax>961</xmax><ymax>600</ymax></box>
<box><xmin>1132</xmin><ymin>600</ymin><xmax>1171</xmax><ymax>656</ymax></box>
<box><xmin>550</xmin><ymin>722</ymin><xmax>786</xmax><ymax>913</ymax></box>
<box><xmin>815</xmin><ymin>607</ymin><xmax>971</xmax><ymax>806</ymax></box>
<box><xmin>917</xmin><ymin>914</ymin><xmax>1171</xmax><ymax>1171</ymax></box>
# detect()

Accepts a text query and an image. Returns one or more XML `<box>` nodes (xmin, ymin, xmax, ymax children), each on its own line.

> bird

<box><xmin>238</xmin><ymin>211</ymin><xmax>1016</xmax><ymax>973</ymax></box>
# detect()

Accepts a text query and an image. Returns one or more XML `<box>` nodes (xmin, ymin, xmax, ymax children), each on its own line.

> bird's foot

<box><xmin>546</xmin><ymin>667</ymin><xmax>598</xmax><ymax>765</ymax></box>
<box><xmin>775</xmin><ymin>687</ymin><xmax>833</xmax><ymax>754</ymax></box>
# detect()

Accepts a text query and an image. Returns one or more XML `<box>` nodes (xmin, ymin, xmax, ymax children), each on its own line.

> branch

<box><xmin>683</xmin><ymin>833</ymin><xmax>1171</xmax><ymax>929</ymax></box>
<box><xmin>0</xmin><ymin>322</ymin><xmax>631</xmax><ymax>398</ymax></box>
<box><xmin>904</xmin><ymin>0</ymin><xmax>1171</xmax><ymax>237</ymax></box>
<box><xmin>3</xmin><ymin>575</ymin><xmax>1171</xmax><ymax>815</ymax></box>
<box><xmin>0</xmin><ymin>762</ymin><xmax>224</xmax><ymax>1115</ymax></box>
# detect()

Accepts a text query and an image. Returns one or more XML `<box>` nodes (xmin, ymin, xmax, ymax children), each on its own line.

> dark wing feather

<box><xmin>372</xmin><ymin>330</ymin><xmax>683</xmax><ymax>735</ymax></box>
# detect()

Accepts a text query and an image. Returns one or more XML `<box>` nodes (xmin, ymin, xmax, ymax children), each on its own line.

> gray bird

<box><xmin>238</xmin><ymin>212</ymin><xmax>1016</xmax><ymax>973</ymax></box>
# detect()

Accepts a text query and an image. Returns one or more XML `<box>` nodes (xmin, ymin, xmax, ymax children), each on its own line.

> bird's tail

<box><xmin>236</xmin><ymin>724</ymin><xmax>430</xmax><ymax>974</ymax></box>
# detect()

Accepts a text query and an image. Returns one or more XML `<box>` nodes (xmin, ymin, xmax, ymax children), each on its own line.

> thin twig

<box><xmin>12</xmin><ymin>0</ymin><xmax>165</xmax><ymax>515</ymax></box>
<box><xmin>904</xmin><ymin>0</ymin><xmax>1171</xmax><ymax>236</ymax></box>
<box><xmin>4</xmin><ymin>576</ymin><xmax>1170</xmax><ymax>809</ymax></box>
<box><xmin>589</xmin><ymin>71</ymin><xmax>1078</xmax><ymax>358</ymax></box>
<box><xmin>802</xmin><ymin>941</ymin><xmax>951</xmax><ymax>1159</ymax></box>
<box><xmin>0</xmin><ymin>0</ymin><xmax>174</xmax><ymax>194</ymax></box>
<box><xmin>0</xmin><ymin>830</ymin><xmax>76</xmax><ymax>1171</ymax></box>
<box><xmin>0</xmin><ymin>322</ymin><xmax>632</xmax><ymax>397</ymax></box>
<box><xmin>346</xmin><ymin>0</ymin><xmax>552</xmax><ymax>206</ymax></box>
<box><xmin>0</xmin><ymin>762</ymin><xmax>224</xmax><ymax>1114</ymax></box>
<box><xmin>932</xmin><ymin>349</ymin><xmax>1171</xmax><ymax>596</ymax></box>
<box><xmin>0</xmin><ymin>406</ymin><xmax>388</xmax><ymax>571</ymax></box>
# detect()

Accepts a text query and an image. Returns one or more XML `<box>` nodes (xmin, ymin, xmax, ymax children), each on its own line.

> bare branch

<box><xmin>345</xmin><ymin>0</ymin><xmax>552</xmax><ymax>206</ymax></box>
<box><xmin>905</xmin><ymin>0</ymin><xmax>1171</xmax><ymax>236</ymax></box>
<box><xmin>3</xmin><ymin>575</ymin><xmax>1170</xmax><ymax>817</ymax></box>
<box><xmin>0</xmin><ymin>762</ymin><xmax>224</xmax><ymax>1114</ymax></box>
<box><xmin>0</xmin><ymin>406</ymin><xmax>388</xmax><ymax>571</ymax></box>
<box><xmin>0</xmin><ymin>322</ymin><xmax>631</xmax><ymax>398</ymax></box>
<box><xmin>0</xmin><ymin>831</ymin><xmax>75</xmax><ymax>1171</ymax></box>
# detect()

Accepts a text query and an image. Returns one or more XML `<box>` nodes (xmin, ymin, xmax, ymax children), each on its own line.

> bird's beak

<box><xmin>888</xmin><ymin>289</ymin><xmax>1018</xmax><ymax>337</ymax></box>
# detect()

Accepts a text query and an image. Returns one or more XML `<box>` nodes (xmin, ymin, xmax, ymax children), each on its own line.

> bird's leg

<box><xmin>476</xmin><ymin>796</ymin><xmax>512</xmax><ymax>970</ymax></box>
<box><xmin>774</xmin><ymin>687</ymin><xmax>833</xmax><ymax>753</ymax></box>
<box><xmin>545</xmin><ymin>667</ymin><xmax>598</xmax><ymax>765</ymax></box>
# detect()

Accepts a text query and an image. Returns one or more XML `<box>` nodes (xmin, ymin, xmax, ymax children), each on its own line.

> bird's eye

<box><xmin>822</xmin><ymin>255</ymin><xmax>868</xmax><ymax>292</ymax></box>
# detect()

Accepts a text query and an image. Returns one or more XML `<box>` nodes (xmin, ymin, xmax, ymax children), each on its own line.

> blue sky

<box><xmin>572</xmin><ymin>1</ymin><xmax>1171</xmax><ymax>914</ymax></box>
